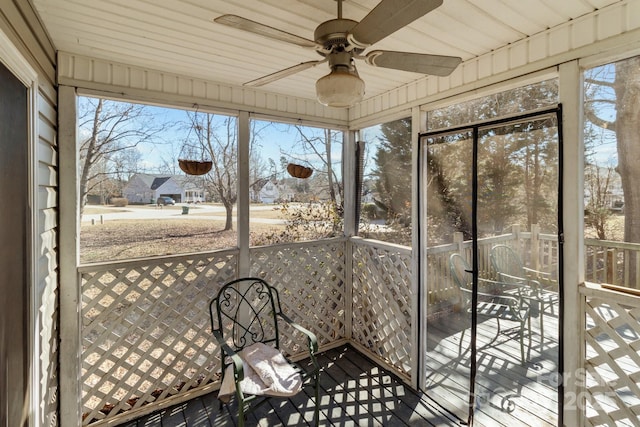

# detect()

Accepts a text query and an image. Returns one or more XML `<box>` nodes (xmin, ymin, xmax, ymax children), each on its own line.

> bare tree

<box><xmin>585</xmin><ymin>56</ymin><xmax>640</xmax><ymax>283</ymax></box>
<box><xmin>184</xmin><ymin>112</ymin><xmax>237</xmax><ymax>231</ymax></box>
<box><xmin>292</xmin><ymin>126</ymin><xmax>343</xmax><ymax>208</ymax></box>
<box><xmin>585</xmin><ymin>57</ymin><xmax>640</xmax><ymax>243</ymax></box>
<box><xmin>585</xmin><ymin>164</ymin><xmax>615</xmax><ymax>240</ymax></box>
<box><xmin>78</xmin><ymin>97</ymin><xmax>165</xmax><ymax>214</ymax></box>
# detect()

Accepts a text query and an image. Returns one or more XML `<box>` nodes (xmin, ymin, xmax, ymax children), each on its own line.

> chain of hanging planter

<box><xmin>178</xmin><ymin>105</ymin><xmax>213</xmax><ymax>176</ymax></box>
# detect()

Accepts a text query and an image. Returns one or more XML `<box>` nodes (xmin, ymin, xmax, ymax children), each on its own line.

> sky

<box><xmin>78</xmin><ymin>96</ymin><xmax>347</xmax><ymax>179</ymax></box>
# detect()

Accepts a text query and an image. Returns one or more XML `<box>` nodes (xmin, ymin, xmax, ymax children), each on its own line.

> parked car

<box><xmin>157</xmin><ymin>196</ymin><xmax>176</xmax><ymax>206</ymax></box>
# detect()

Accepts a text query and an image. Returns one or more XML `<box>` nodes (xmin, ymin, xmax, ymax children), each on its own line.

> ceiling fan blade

<box><xmin>350</xmin><ymin>0</ymin><xmax>443</xmax><ymax>45</ymax></box>
<box><xmin>349</xmin><ymin>0</ymin><xmax>443</xmax><ymax>47</ymax></box>
<box><xmin>365</xmin><ymin>50</ymin><xmax>461</xmax><ymax>76</ymax></box>
<box><xmin>214</xmin><ymin>15</ymin><xmax>317</xmax><ymax>49</ymax></box>
<box><xmin>244</xmin><ymin>60</ymin><xmax>326</xmax><ymax>87</ymax></box>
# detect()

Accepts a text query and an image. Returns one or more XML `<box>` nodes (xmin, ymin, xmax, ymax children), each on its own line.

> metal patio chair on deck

<box><xmin>489</xmin><ymin>244</ymin><xmax>559</xmax><ymax>342</ymax></box>
<box><xmin>209</xmin><ymin>277</ymin><xmax>320</xmax><ymax>427</ymax></box>
<box><xmin>449</xmin><ymin>253</ymin><xmax>531</xmax><ymax>365</ymax></box>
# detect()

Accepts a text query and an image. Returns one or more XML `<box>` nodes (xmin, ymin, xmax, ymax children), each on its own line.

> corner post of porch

<box><xmin>412</xmin><ymin>106</ymin><xmax>426</xmax><ymax>390</ymax></box>
<box><xmin>343</xmin><ymin>128</ymin><xmax>357</xmax><ymax>341</ymax></box>
<box><xmin>560</xmin><ymin>59</ymin><xmax>586</xmax><ymax>427</ymax></box>
<box><xmin>512</xmin><ymin>223</ymin><xmax>521</xmax><ymax>243</ymax></box>
<box><xmin>237</xmin><ymin>110</ymin><xmax>250</xmax><ymax>276</ymax></box>
<box><xmin>58</xmin><ymin>84</ymin><xmax>83</xmax><ymax>427</ymax></box>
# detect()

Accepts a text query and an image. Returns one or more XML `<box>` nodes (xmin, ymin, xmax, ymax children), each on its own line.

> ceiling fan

<box><xmin>214</xmin><ymin>0</ymin><xmax>462</xmax><ymax>108</ymax></box>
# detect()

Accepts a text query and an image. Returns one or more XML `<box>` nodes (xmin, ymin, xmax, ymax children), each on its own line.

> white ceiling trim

<box><xmin>350</xmin><ymin>0</ymin><xmax>640</xmax><ymax>124</ymax></box>
<box><xmin>57</xmin><ymin>52</ymin><xmax>350</xmax><ymax>126</ymax></box>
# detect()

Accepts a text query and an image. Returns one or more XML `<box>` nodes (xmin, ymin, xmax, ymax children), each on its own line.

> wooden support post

<box><xmin>607</xmin><ymin>249</ymin><xmax>615</xmax><ymax>285</ymax></box>
<box><xmin>531</xmin><ymin>224</ymin><xmax>540</xmax><ymax>270</ymax></box>
<box><xmin>512</xmin><ymin>224</ymin><xmax>521</xmax><ymax>243</ymax></box>
<box><xmin>454</xmin><ymin>232</ymin><xmax>464</xmax><ymax>254</ymax></box>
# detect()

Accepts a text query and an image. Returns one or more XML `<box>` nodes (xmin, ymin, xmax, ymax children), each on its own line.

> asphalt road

<box><xmin>82</xmin><ymin>204</ymin><xmax>285</xmax><ymax>224</ymax></box>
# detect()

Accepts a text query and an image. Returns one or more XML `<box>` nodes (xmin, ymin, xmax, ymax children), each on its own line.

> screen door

<box><xmin>421</xmin><ymin>108</ymin><xmax>563</xmax><ymax>426</ymax></box>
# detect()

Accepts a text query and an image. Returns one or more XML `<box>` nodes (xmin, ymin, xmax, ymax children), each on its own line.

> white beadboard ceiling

<box><xmin>33</xmin><ymin>0</ymin><xmax>621</xmax><ymax>103</ymax></box>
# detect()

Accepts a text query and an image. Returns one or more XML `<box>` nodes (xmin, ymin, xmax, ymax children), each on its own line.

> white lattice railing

<box><xmin>249</xmin><ymin>238</ymin><xmax>348</xmax><ymax>349</ymax></box>
<box><xmin>581</xmin><ymin>282</ymin><xmax>640</xmax><ymax>426</ymax></box>
<box><xmin>78</xmin><ymin>229</ymin><xmax>578</xmax><ymax>424</ymax></box>
<box><xmin>351</xmin><ymin>238</ymin><xmax>413</xmax><ymax>380</ymax></box>
<box><xmin>78</xmin><ymin>240</ymin><xmax>351</xmax><ymax>425</ymax></box>
<box><xmin>79</xmin><ymin>250</ymin><xmax>238</xmax><ymax>425</ymax></box>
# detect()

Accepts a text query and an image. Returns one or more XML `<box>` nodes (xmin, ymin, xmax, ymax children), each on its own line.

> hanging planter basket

<box><xmin>287</xmin><ymin>163</ymin><xmax>313</xmax><ymax>179</ymax></box>
<box><xmin>178</xmin><ymin>159</ymin><xmax>213</xmax><ymax>176</ymax></box>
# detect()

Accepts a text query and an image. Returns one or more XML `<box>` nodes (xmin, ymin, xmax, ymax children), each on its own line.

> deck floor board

<box><xmin>126</xmin><ymin>307</ymin><xmax>563</xmax><ymax>427</ymax></box>
<box><xmin>127</xmin><ymin>345</ymin><xmax>463</xmax><ymax>427</ymax></box>
<box><xmin>425</xmin><ymin>305</ymin><xmax>560</xmax><ymax>427</ymax></box>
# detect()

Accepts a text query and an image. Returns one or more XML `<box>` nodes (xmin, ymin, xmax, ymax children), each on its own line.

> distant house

<box><xmin>258</xmin><ymin>180</ymin><xmax>294</xmax><ymax>203</ymax></box>
<box><xmin>584</xmin><ymin>165</ymin><xmax>624</xmax><ymax>211</ymax></box>
<box><xmin>123</xmin><ymin>173</ymin><xmax>206</xmax><ymax>204</ymax></box>
<box><xmin>259</xmin><ymin>181</ymin><xmax>279</xmax><ymax>203</ymax></box>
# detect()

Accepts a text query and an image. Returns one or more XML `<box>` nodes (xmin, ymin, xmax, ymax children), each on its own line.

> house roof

<box><xmin>150</xmin><ymin>177</ymin><xmax>171</xmax><ymax>190</ymax></box>
<box><xmin>31</xmin><ymin>0</ymin><xmax>622</xmax><ymax>106</ymax></box>
<box><xmin>131</xmin><ymin>173</ymin><xmax>201</xmax><ymax>190</ymax></box>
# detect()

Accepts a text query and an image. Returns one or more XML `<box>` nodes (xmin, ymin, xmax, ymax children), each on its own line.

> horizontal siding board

<box><xmin>38</xmin><ymin>186</ymin><xmax>58</xmax><ymax>209</ymax></box>
<box><xmin>1</xmin><ymin>3</ymin><xmax>59</xmax><ymax>427</ymax></box>
<box><xmin>39</xmin><ymin>206</ymin><xmax>58</xmax><ymax>232</ymax></box>
<box><xmin>38</xmin><ymin>114</ymin><xmax>56</xmax><ymax>145</ymax></box>
<box><xmin>0</xmin><ymin>1</ymin><xmax>55</xmax><ymax>83</ymax></box>
<box><xmin>58</xmin><ymin>51</ymin><xmax>349</xmax><ymax>124</ymax></box>
<box><xmin>37</xmin><ymin>138</ymin><xmax>57</xmax><ymax>166</ymax></box>
<box><xmin>38</xmin><ymin>95</ymin><xmax>57</xmax><ymax>130</ymax></box>
<box><xmin>37</xmin><ymin>162</ymin><xmax>57</xmax><ymax>187</ymax></box>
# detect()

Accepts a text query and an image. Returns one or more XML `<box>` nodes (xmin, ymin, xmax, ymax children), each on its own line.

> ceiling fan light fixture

<box><xmin>316</xmin><ymin>67</ymin><xmax>365</xmax><ymax>108</ymax></box>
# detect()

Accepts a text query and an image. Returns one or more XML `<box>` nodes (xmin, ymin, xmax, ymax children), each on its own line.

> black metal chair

<box><xmin>209</xmin><ymin>277</ymin><xmax>320</xmax><ymax>426</ymax></box>
<box><xmin>489</xmin><ymin>244</ymin><xmax>559</xmax><ymax>342</ymax></box>
<box><xmin>449</xmin><ymin>253</ymin><xmax>531</xmax><ymax>364</ymax></box>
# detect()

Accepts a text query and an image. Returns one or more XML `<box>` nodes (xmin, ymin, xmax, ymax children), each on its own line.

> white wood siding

<box><xmin>0</xmin><ymin>1</ymin><xmax>58</xmax><ymax>427</ymax></box>
<box><xmin>57</xmin><ymin>52</ymin><xmax>349</xmax><ymax>127</ymax></box>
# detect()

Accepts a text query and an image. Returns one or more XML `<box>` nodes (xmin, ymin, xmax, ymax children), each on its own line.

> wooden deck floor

<box><xmin>121</xmin><ymin>305</ymin><xmax>560</xmax><ymax>427</ymax></box>
<box><xmin>425</xmin><ymin>303</ymin><xmax>560</xmax><ymax>427</ymax></box>
<box><xmin>122</xmin><ymin>345</ymin><xmax>462</xmax><ymax>427</ymax></box>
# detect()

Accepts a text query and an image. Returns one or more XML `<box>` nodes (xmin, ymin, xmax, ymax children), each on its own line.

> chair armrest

<box><xmin>212</xmin><ymin>330</ymin><xmax>244</xmax><ymax>382</ymax></box>
<box><xmin>479</xmin><ymin>276</ymin><xmax>529</xmax><ymax>291</ymax></box>
<box><xmin>496</xmin><ymin>272</ymin><xmax>544</xmax><ymax>291</ymax></box>
<box><xmin>523</xmin><ymin>266</ymin><xmax>552</xmax><ymax>279</ymax></box>
<box><xmin>459</xmin><ymin>286</ymin><xmax>526</xmax><ymax>312</ymax></box>
<box><xmin>278</xmin><ymin>313</ymin><xmax>319</xmax><ymax>354</ymax></box>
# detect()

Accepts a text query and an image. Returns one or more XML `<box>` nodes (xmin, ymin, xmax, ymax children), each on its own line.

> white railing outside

<box><xmin>585</xmin><ymin>239</ymin><xmax>640</xmax><ymax>289</ymax></box>
<box><xmin>426</xmin><ymin>225</ymin><xmax>558</xmax><ymax>313</ymax></box>
<box><xmin>580</xmin><ymin>283</ymin><xmax>640</xmax><ymax>426</ymax></box>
